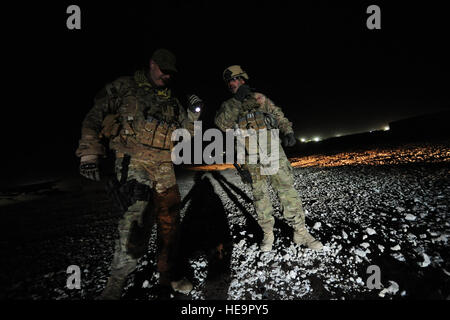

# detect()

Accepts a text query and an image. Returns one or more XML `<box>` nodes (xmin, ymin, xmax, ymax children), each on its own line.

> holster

<box><xmin>105</xmin><ymin>176</ymin><xmax>152</xmax><ymax>212</ymax></box>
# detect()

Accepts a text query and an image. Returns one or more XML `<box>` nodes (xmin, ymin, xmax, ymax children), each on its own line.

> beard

<box><xmin>160</xmin><ymin>76</ymin><xmax>171</xmax><ymax>86</ymax></box>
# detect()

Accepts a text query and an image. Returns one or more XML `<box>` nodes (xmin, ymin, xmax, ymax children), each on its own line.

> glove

<box><xmin>80</xmin><ymin>155</ymin><xmax>101</xmax><ymax>181</ymax></box>
<box><xmin>234</xmin><ymin>84</ymin><xmax>252</xmax><ymax>102</ymax></box>
<box><xmin>187</xmin><ymin>94</ymin><xmax>203</xmax><ymax>113</ymax></box>
<box><xmin>282</xmin><ymin>132</ymin><xmax>297</xmax><ymax>147</ymax></box>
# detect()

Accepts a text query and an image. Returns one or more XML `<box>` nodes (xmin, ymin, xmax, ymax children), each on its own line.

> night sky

<box><xmin>3</xmin><ymin>1</ymin><xmax>449</xmax><ymax>183</ymax></box>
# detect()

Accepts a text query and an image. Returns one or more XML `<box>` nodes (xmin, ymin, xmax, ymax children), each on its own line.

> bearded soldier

<box><xmin>214</xmin><ymin>65</ymin><xmax>323</xmax><ymax>252</ymax></box>
<box><xmin>75</xmin><ymin>49</ymin><xmax>202</xmax><ymax>299</ymax></box>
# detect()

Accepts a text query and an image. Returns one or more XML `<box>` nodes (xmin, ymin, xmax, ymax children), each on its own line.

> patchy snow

<box><xmin>418</xmin><ymin>253</ymin><xmax>431</xmax><ymax>268</ymax></box>
<box><xmin>379</xmin><ymin>281</ymin><xmax>399</xmax><ymax>298</ymax></box>
<box><xmin>1</xmin><ymin>143</ymin><xmax>449</xmax><ymax>300</ymax></box>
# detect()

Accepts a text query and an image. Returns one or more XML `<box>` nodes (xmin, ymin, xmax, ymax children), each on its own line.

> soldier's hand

<box><xmin>282</xmin><ymin>132</ymin><xmax>297</xmax><ymax>147</ymax></box>
<box><xmin>187</xmin><ymin>94</ymin><xmax>203</xmax><ymax>113</ymax></box>
<box><xmin>80</xmin><ymin>155</ymin><xmax>101</xmax><ymax>181</ymax></box>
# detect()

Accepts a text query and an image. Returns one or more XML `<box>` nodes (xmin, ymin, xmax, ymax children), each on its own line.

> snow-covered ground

<box><xmin>0</xmin><ymin>144</ymin><xmax>449</xmax><ymax>300</ymax></box>
<box><xmin>180</xmin><ymin>161</ymin><xmax>449</xmax><ymax>300</ymax></box>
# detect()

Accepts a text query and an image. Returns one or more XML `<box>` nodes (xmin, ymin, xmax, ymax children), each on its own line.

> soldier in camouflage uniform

<box><xmin>215</xmin><ymin>65</ymin><xmax>323</xmax><ymax>252</ymax></box>
<box><xmin>76</xmin><ymin>49</ymin><xmax>201</xmax><ymax>299</ymax></box>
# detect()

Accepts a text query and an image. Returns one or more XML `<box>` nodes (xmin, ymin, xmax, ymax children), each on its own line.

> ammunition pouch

<box><xmin>135</xmin><ymin>116</ymin><xmax>177</xmax><ymax>150</ymax></box>
<box><xmin>238</xmin><ymin>111</ymin><xmax>267</xmax><ymax>130</ymax></box>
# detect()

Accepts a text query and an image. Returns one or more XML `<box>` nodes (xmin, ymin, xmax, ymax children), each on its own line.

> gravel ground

<box><xmin>0</xmin><ymin>143</ymin><xmax>449</xmax><ymax>300</ymax></box>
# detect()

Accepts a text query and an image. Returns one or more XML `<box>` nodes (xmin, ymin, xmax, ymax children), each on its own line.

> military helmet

<box><xmin>223</xmin><ymin>65</ymin><xmax>249</xmax><ymax>82</ymax></box>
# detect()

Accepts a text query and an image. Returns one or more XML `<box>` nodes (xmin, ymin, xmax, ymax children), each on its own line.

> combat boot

<box><xmin>293</xmin><ymin>227</ymin><xmax>323</xmax><ymax>250</ymax></box>
<box><xmin>171</xmin><ymin>278</ymin><xmax>194</xmax><ymax>295</ymax></box>
<box><xmin>260</xmin><ymin>231</ymin><xmax>274</xmax><ymax>252</ymax></box>
<box><xmin>97</xmin><ymin>275</ymin><xmax>127</xmax><ymax>300</ymax></box>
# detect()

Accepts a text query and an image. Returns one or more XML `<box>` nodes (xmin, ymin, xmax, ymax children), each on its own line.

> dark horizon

<box><xmin>2</xmin><ymin>1</ymin><xmax>449</xmax><ymax>182</ymax></box>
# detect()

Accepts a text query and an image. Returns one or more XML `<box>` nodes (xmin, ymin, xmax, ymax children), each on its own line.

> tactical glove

<box><xmin>282</xmin><ymin>132</ymin><xmax>297</xmax><ymax>147</ymax></box>
<box><xmin>187</xmin><ymin>94</ymin><xmax>203</xmax><ymax>113</ymax></box>
<box><xmin>234</xmin><ymin>84</ymin><xmax>252</xmax><ymax>102</ymax></box>
<box><xmin>80</xmin><ymin>155</ymin><xmax>101</xmax><ymax>181</ymax></box>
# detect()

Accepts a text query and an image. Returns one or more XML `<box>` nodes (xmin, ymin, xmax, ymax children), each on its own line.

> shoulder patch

<box><xmin>224</xmin><ymin>97</ymin><xmax>240</xmax><ymax>107</ymax></box>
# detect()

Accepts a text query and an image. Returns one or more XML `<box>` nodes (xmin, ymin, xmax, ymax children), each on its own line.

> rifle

<box><xmin>105</xmin><ymin>175</ymin><xmax>152</xmax><ymax>212</ymax></box>
<box><xmin>105</xmin><ymin>175</ymin><xmax>130</xmax><ymax>212</ymax></box>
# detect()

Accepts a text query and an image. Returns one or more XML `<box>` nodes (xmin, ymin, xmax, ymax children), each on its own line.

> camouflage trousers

<box><xmin>110</xmin><ymin>153</ymin><xmax>182</xmax><ymax>285</ymax></box>
<box><xmin>246</xmin><ymin>147</ymin><xmax>305</xmax><ymax>232</ymax></box>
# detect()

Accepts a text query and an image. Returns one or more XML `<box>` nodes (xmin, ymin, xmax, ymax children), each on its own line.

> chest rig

<box><xmin>135</xmin><ymin>84</ymin><xmax>180</xmax><ymax>150</ymax></box>
<box><xmin>234</xmin><ymin>95</ymin><xmax>278</xmax><ymax>162</ymax></box>
<box><xmin>111</xmin><ymin>71</ymin><xmax>181</xmax><ymax>151</ymax></box>
<box><xmin>237</xmin><ymin>96</ymin><xmax>267</xmax><ymax>130</ymax></box>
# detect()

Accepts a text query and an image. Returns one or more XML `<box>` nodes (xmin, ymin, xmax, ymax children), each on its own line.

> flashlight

<box><xmin>187</xmin><ymin>94</ymin><xmax>203</xmax><ymax>113</ymax></box>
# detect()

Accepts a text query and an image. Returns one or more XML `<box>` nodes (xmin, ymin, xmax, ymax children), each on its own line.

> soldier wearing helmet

<box><xmin>76</xmin><ymin>48</ymin><xmax>203</xmax><ymax>299</ymax></box>
<box><xmin>215</xmin><ymin>65</ymin><xmax>323</xmax><ymax>252</ymax></box>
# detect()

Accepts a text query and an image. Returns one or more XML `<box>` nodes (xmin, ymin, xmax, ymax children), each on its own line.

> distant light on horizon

<box><xmin>300</xmin><ymin>138</ymin><xmax>306</xmax><ymax>142</ymax></box>
<box><xmin>313</xmin><ymin>137</ymin><xmax>321</xmax><ymax>142</ymax></box>
<box><xmin>384</xmin><ymin>125</ymin><xmax>390</xmax><ymax>131</ymax></box>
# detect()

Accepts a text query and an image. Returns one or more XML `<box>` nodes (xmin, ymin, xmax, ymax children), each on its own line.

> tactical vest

<box><xmin>237</xmin><ymin>96</ymin><xmax>267</xmax><ymax>130</ymax></box>
<box><xmin>238</xmin><ymin>111</ymin><xmax>267</xmax><ymax>130</ymax></box>
<box><xmin>135</xmin><ymin>85</ymin><xmax>180</xmax><ymax>150</ymax></box>
<box><xmin>104</xmin><ymin>71</ymin><xmax>181</xmax><ymax>151</ymax></box>
<box><xmin>135</xmin><ymin>115</ymin><xmax>178</xmax><ymax>150</ymax></box>
<box><xmin>234</xmin><ymin>95</ymin><xmax>280</xmax><ymax>162</ymax></box>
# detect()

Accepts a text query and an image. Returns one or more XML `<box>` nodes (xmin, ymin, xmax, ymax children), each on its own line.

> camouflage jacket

<box><xmin>214</xmin><ymin>92</ymin><xmax>293</xmax><ymax>134</ymax></box>
<box><xmin>76</xmin><ymin>70</ymin><xmax>200</xmax><ymax>161</ymax></box>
